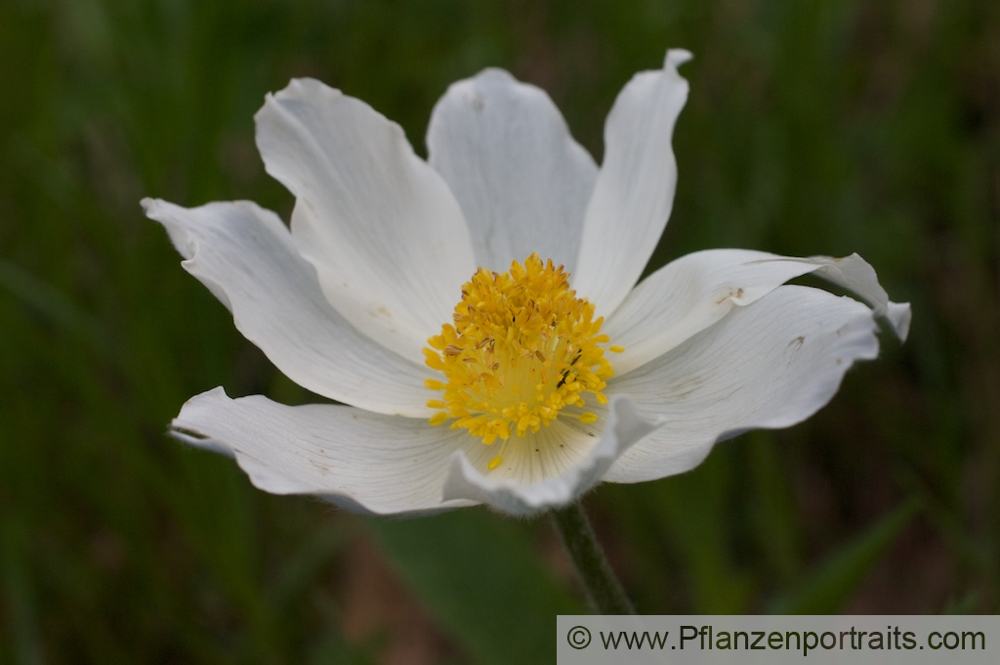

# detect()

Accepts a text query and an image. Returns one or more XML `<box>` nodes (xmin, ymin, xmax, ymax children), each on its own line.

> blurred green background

<box><xmin>1</xmin><ymin>0</ymin><xmax>997</xmax><ymax>662</ymax></box>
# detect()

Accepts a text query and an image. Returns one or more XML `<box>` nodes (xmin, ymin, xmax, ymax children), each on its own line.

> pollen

<box><xmin>423</xmin><ymin>254</ymin><xmax>620</xmax><ymax>465</ymax></box>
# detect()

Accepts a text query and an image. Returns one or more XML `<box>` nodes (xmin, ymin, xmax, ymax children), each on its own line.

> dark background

<box><xmin>1</xmin><ymin>0</ymin><xmax>997</xmax><ymax>662</ymax></box>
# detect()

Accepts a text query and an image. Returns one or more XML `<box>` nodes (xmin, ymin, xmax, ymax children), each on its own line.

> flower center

<box><xmin>423</xmin><ymin>253</ymin><xmax>623</xmax><ymax>469</ymax></box>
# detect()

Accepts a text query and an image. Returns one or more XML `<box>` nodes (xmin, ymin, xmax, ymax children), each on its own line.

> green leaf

<box><xmin>366</xmin><ymin>509</ymin><xmax>585</xmax><ymax>665</ymax></box>
<box><xmin>769</xmin><ymin>497</ymin><xmax>922</xmax><ymax>614</ymax></box>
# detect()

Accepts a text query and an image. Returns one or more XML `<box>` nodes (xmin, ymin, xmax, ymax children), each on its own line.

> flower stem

<box><xmin>550</xmin><ymin>500</ymin><xmax>635</xmax><ymax>614</ymax></box>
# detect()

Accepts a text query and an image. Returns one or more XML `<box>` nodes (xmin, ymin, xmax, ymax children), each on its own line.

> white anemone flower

<box><xmin>144</xmin><ymin>50</ymin><xmax>910</xmax><ymax>517</ymax></box>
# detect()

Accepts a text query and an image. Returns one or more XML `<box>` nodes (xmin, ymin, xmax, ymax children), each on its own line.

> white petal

<box><xmin>605</xmin><ymin>249</ymin><xmax>910</xmax><ymax>375</ymax></box>
<box><xmin>171</xmin><ymin>387</ymin><xmax>477</xmax><ymax>515</ymax></box>
<box><xmin>427</xmin><ymin>69</ymin><xmax>598</xmax><ymax>273</ymax></box>
<box><xmin>143</xmin><ymin>198</ymin><xmax>433</xmax><ymax>417</ymax></box>
<box><xmin>601</xmin><ymin>285</ymin><xmax>879</xmax><ymax>483</ymax></box>
<box><xmin>806</xmin><ymin>253</ymin><xmax>911</xmax><ymax>339</ymax></box>
<box><xmin>573</xmin><ymin>49</ymin><xmax>692</xmax><ymax>316</ymax></box>
<box><xmin>442</xmin><ymin>397</ymin><xmax>661</xmax><ymax>516</ymax></box>
<box><xmin>255</xmin><ymin>78</ymin><xmax>476</xmax><ymax>362</ymax></box>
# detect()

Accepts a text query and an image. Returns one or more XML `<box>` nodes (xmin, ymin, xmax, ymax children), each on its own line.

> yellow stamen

<box><xmin>423</xmin><ymin>254</ymin><xmax>621</xmax><ymax>457</ymax></box>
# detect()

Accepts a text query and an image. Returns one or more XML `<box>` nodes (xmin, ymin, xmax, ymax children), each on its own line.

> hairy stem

<box><xmin>550</xmin><ymin>500</ymin><xmax>634</xmax><ymax>614</ymax></box>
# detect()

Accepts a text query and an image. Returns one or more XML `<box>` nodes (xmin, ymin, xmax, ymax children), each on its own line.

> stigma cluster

<box><xmin>423</xmin><ymin>254</ymin><xmax>620</xmax><ymax>460</ymax></box>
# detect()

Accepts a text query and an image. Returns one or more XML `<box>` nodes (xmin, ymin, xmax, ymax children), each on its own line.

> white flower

<box><xmin>144</xmin><ymin>50</ymin><xmax>910</xmax><ymax>517</ymax></box>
